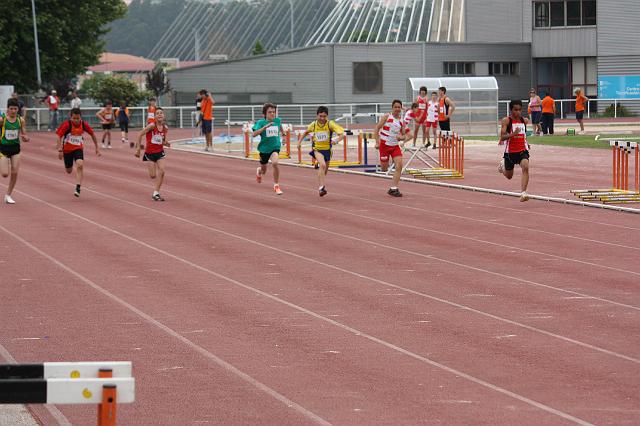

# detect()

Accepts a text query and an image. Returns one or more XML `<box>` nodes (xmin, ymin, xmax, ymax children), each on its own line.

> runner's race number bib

<box><xmin>419</xmin><ymin>104</ymin><xmax>426</xmax><ymax>110</ymax></box>
<box><xmin>67</xmin><ymin>135</ymin><xmax>83</xmax><ymax>145</ymax></box>
<box><xmin>151</xmin><ymin>134</ymin><xmax>164</xmax><ymax>145</ymax></box>
<box><xmin>315</xmin><ymin>132</ymin><xmax>329</xmax><ymax>142</ymax></box>
<box><xmin>4</xmin><ymin>130</ymin><xmax>19</xmax><ymax>140</ymax></box>
<box><xmin>266</xmin><ymin>126</ymin><xmax>279</xmax><ymax>138</ymax></box>
<box><xmin>512</xmin><ymin>123</ymin><xmax>526</xmax><ymax>134</ymax></box>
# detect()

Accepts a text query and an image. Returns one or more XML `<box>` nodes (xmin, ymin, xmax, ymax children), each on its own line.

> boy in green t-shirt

<box><xmin>252</xmin><ymin>103</ymin><xmax>287</xmax><ymax>195</ymax></box>
<box><xmin>1</xmin><ymin>98</ymin><xmax>30</xmax><ymax>204</ymax></box>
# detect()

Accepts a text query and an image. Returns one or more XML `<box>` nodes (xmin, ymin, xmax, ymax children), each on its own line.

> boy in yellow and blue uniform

<box><xmin>298</xmin><ymin>106</ymin><xmax>344</xmax><ymax>197</ymax></box>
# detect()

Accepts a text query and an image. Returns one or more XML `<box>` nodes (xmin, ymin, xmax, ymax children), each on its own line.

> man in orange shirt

<box><xmin>575</xmin><ymin>89</ymin><xmax>588</xmax><ymax>134</ymax></box>
<box><xmin>199</xmin><ymin>89</ymin><xmax>215</xmax><ymax>151</ymax></box>
<box><xmin>540</xmin><ymin>93</ymin><xmax>556</xmax><ymax>135</ymax></box>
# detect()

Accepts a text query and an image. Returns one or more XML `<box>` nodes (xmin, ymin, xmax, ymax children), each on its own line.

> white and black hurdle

<box><xmin>0</xmin><ymin>361</ymin><xmax>135</xmax><ymax>426</ymax></box>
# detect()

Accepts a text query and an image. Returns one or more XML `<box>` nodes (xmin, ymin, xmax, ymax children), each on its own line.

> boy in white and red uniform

<box><xmin>55</xmin><ymin>108</ymin><xmax>101</xmax><ymax>197</ymax></box>
<box><xmin>498</xmin><ymin>99</ymin><xmax>530</xmax><ymax>202</ymax></box>
<box><xmin>404</xmin><ymin>103</ymin><xmax>419</xmax><ymax>130</ymax></box>
<box><xmin>135</xmin><ymin>107</ymin><xmax>170</xmax><ymax>201</ymax></box>
<box><xmin>375</xmin><ymin>99</ymin><xmax>411</xmax><ymax>197</ymax></box>
<box><xmin>426</xmin><ymin>91</ymin><xmax>439</xmax><ymax>148</ymax></box>
<box><xmin>411</xmin><ymin>86</ymin><xmax>429</xmax><ymax>147</ymax></box>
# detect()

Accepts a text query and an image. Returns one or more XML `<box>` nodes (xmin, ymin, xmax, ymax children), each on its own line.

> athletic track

<box><xmin>1</xmin><ymin>134</ymin><xmax>639</xmax><ymax>425</ymax></box>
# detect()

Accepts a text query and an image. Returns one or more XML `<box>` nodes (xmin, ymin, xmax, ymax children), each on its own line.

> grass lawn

<box><xmin>467</xmin><ymin>134</ymin><xmax>635</xmax><ymax>149</ymax></box>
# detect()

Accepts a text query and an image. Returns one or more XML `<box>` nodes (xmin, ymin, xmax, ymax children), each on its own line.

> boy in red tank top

<box><xmin>135</xmin><ymin>108</ymin><xmax>170</xmax><ymax>201</ymax></box>
<box><xmin>498</xmin><ymin>100</ymin><xmax>530</xmax><ymax>202</ymax></box>
<box><xmin>55</xmin><ymin>108</ymin><xmax>101</xmax><ymax>197</ymax></box>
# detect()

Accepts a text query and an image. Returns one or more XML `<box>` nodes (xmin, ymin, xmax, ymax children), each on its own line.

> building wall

<box><xmin>597</xmin><ymin>0</ymin><xmax>640</xmax><ymax>56</ymax></box>
<box><xmin>465</xmin><ymin>0</ymin><xmax>531</xmax><ymax>43</ymax></box>
<box><xmin>168</xmin><ymin>45</ymin><xmax>334</xmax><ymax>104</ymax></box>
<box><xmin>532</xmin><ymin>27</ymin><xmax>597</xmax><ymax>58</ymax></box>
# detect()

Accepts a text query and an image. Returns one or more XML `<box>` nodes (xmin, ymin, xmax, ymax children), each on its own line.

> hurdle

<box><xmin>404</xmin><ymin>132</ymin><xmax>465</xmax><ymax>179</ymax></box>
<box><xmin>571</xmin><ymin>140</ymin><xmax>640</xmax><ymax>204</ymax></box>
<box><xmin>296</xmin><ymin>130</ymin><xmax>362</xmax><ymax>167</ymax></box>
<box><xmin>243</xmin><ymin>122</ymin><xmax>291</xmax><ymax>160</ymax></box>
<box><xmin>1</xmin><ymin>361</ymin><xmax>135</xmax><ymax>426</ymax></box>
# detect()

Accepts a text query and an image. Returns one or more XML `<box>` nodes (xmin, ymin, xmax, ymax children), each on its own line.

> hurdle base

<box><xmin>405</xmin><ymin>168</ymin><xmax>464</xmax><ymax>180</ymax></box>
<box><xmin>571</xmin><ymin>189</ymin><xmax>640</xmax><ymax>204</ymax></box>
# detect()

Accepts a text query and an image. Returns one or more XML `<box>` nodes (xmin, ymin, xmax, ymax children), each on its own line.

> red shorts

<box><xmin>425</xmin><ymin>121</ymin><xmax>438</xmax><ymax>128</ymax></box>
<box><xmin>379</xmin><ymin>142</ymin><xmax>402</xmax><ymax>163</ymax></box>
<box><xmin>415</xmin><ymin>115</ymin><xmax>426</xmax><ymax>125</ymax></box>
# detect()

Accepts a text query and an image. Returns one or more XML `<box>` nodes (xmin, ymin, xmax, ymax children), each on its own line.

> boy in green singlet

<box><xmin>0</xmin><ymin>98</ymin><xmax>30</xmax><ymax>204</ymax></box>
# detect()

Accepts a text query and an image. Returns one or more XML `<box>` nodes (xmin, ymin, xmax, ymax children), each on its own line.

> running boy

<box><xmin>1</xmin><ymin>98</ymin><xmax>30</xmax><ymax>204</ymax></box>
<box><xmin>96</xmin><ymin>100</ymin><xmax>115</xmax><ymax>149</ymax></box>
<box><xmin>253</xmin><ymin>103</ymin><xmax>287</xmax><ymax>195</ymax></box>
<box><xmin>498</xmin><ymin>100</ymin><xmax>530</xmax><ymax>202</ymax></box>
<box><xmin>147</xmin><ymin>98</ymin><xmax>157</xmax><ymax>125</ymax></box>
<box><xmin>56</xmin><ymin>108</ymin><xmax>101</xmax><ymax>197</ymax></box>
<box><xmin>135</xmin><ymin>108</ymin><xmax>170</xmax><ymax>201</ymax></box>
<box><xmin>298</xmin><ymin>105</ymin><xmax>344</xmax><ymax>196</ymax></box>
<box><xmin>115</xmin><ymin>102</ymin><xmax>131</xmax><ymax>146</ymax></box>
<box><xmin>412</xmin><ymin>86</ymin><xmax>428</xmax><ymax>147</ymax></box>
<box><xmin>375</xmin><ymin>100</ymin><xmax>411</xmax><ymax>197</ymax></box>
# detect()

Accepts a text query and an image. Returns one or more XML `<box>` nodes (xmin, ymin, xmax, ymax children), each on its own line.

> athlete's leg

<box><xmin>315</xmin><ymin>153</ymin><xmax>327</xmax><ymax>188</ymax></box>
<box><xmin>391</xmin><ymin>154</ymin><xmax>403</xmax><ymax>188</ymax></box>
<box><xmin>75</xmin><ymin>159</ymin><xmax>84</xmax><ymax>186</ymax></box>
<box><xmin>147</xmin><ymin>159</ymin><xmax>157</xmax><ymax>179</ymax></box>
<box><xmin>0</xmin><ymin>155</ymin><xmax>9</xmax><ymax>178</ymax></box>
<box><xmin>6</xmin><ymin>154</ymin><xmax>20</xmax><ymax>195</ymax></box>
<box><xmin>270</xmin><ymin>151</ymin><xmax>280</xmax><ymax>184</ymax></box>
<box><xmin>106</xmin><ymin>128</ymin><xmax>111</xmax><ymax>146</ymax></box>
<box><xmin>519</xmin><ymin>158</ymin><xmax>529</xmax><ymax>192</ymax></box>
<box><xmin>412</xmin><ymin>124</ymin><xmax>419</xmax><ymax>146</ymax></box>
<box><xmin>154</xmin><ymin>159</ymin><xmax>166</xmax><ymax>192</ymax></box>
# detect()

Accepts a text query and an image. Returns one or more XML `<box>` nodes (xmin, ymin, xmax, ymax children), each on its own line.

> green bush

<box><xmin>81</xmin><ymin>75</ymin><xmax>150</xmax><ymax>106</ymax></box>
<box><xmin>602</xmin><ymin>103</ymin><xmax>635</xmax><ymax>117</ymax></box>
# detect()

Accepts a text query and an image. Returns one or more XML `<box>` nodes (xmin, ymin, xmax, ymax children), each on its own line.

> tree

<box><xmin>0</xmin><ymin>0</ymin><xmax>126</xmax><ymax>93</ymax></box>
<box><xmin>146</xmin><ymin>63</ymin><xmax>171</xmax><ymax>101</ymax></box>
<box><xmin>252</xmin><ymin>40</ymin><xmax>266</xmax><ymax>56</ymax></box>
<box><xmin>348</xmin><ymin>30</ymin><xmax>375</xmax><ymax>43</ymax></box>
<box><xmin>83</xmin><ymin>75</ymin><xmax>149</xmax><ymax>106</ymax></box>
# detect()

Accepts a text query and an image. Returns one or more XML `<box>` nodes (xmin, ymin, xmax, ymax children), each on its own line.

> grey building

<box><xmin>168</xmin><ymin>0</ymin><xmax>639</xmax><ymax>110</ymax></box>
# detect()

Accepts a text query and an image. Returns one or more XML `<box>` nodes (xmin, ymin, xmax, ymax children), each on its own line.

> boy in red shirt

<box><xmin>498</xmin><ymin>100</ymin><xmax>530</xmax><ymax>202</ymax></box>
<box><xmin>135</xmin><ymin>108</ymin><xmax>170</xmax><ymax>201</ymax></box>
<box><xmin>56</xmin><ymin>108</ymin><xmax>101</xmax><ymax>197</ymax></box>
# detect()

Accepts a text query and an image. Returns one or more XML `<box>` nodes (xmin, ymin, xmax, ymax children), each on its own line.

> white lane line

<box><xmin>1</xmin><ymin>204</ymin><xmax>594</xmax><ymax>426</ymax></box>
<box><xmin>0</xmin><ymin>341</ymin><xmax>72</xmax><ymax>426</ymax></box>
<box><xmin>0</xmin><ymin>225</ymin><xmax>331</xmax><ymax>426</ymax></box>
<box><xmin>13</xmin><ymin>173</ymin><xmax>640</xmax><ymax>364</ymax></box>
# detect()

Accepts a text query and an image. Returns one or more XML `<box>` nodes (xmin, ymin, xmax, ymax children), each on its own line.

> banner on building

<box><xmin>598</xmin><ymin>75</ymin><xmax>640</xmax><ymax>99</ymax></box>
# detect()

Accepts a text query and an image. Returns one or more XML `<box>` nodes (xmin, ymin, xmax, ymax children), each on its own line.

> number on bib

<box><xmin>418</xmin><ymin>104</ymin><xmax>426</xmax><ymax>110</ymax></box>
<box><xmin>4</xmin><ymin>130</ymin><xmax>19</xmax><ymax>140</ymax></box>
<box><xmin>151</xmin><ymin>134</ymin><xmax>164</xmax><ymax>145</ymax></box>
<box><xmin>266</xmin><ymin>126</ymin><xmax>279</xmax><ymax>138</ymax></box>
<box><xmin>68</xmin><ymin>135</ymin><xmax>83</xmax><ymax>145</ymax></box>
<box><xmin>315</xmin><ymin>132</ymin><xmax>329</xmax><ymax>142</ymax></box>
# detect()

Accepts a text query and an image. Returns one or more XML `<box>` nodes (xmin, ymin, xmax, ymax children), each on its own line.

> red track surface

<box><xmin>1</xmin><ymin>133</ymin><xmax>639</xmax><ymax>425</ymax></box>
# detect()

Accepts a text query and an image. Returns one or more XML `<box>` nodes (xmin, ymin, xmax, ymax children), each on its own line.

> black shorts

<box><xmin>102</xmin><ymin>123</ymin><xmax>114</xmax><ymax>130</ymax></box>
<box><xmin>143</xmin><ymin>151</ymin><xmax>166</xmax><ymax>162</ymax></box>
<box><xmin>0</xmin><ymin>144</ymin><xmax>21</xmax><ymax>158</ymax></box>
<box><xmin>259</xmin><ymin>150</ymin><xmax>279</xmax><ymax>165</ymax></box>
<box><xmin>504</xmin><ymin>150</ymin><xmax>530</xmax><ymax>171</ymax></box>
<box><xmin>63</xmin><ymin>150</ymin><xmax>84</xmax><ymax>169</ymax></box>
<box><xmin>310</xmin><ymin>149</ymin><xmax>331</xmax><ymax>164</ymax></box>
<box><xmin>201</xmin><ymin>119</ymin><xmax>212</xmax><ymax>134</ymax></box>
<box><xmin>576</xmin><ymin>111</ymin><xmax>584</xmax><ymax>120</ymax></box>
<box><xmin>439</xmin><ymin>120</ymin><xmax>451</xmax><ymax>131</ymax></box>
<box><xmin>119</xmin><ymin>121</ymin><xmax>129</xmax><ymax>132</ymax></box>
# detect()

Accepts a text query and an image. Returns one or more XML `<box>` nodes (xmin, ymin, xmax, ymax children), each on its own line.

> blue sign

<box><xmin>598</xmin><ymin>75</ymin><xmax>640</xmax><ymax>99</ymax></box>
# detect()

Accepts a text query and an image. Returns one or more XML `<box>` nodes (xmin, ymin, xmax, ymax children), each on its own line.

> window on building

<box><xmin>550</xmin><ymin>1</ymin><xmax>565</xmax><ymax>26</ymax></box>
<box><xmin>489</xmin><ymin>62</ymin><xmax>519</xmax><ymax>76</ymax></box>
<box><xmin>353</xmin><ymin>62</ymin><xmax>383</xmax><ymax>94</ymax></box>
<box><xmin>443</xmin><ymin>62</ymin><xmax>475</xmax><ymax>76</ymax></box>
<box><xmin>582</xmin><ymin>0</ymin><xmax>596</xmax><ymax>25</ymax></box>
<box><xmin>534</xmin><ymin>1</ymin><xmax>596</xmax><ymax>27</ymax></box>
<box><xmin>566</xmin><ymin>1</ymin><xmax>581</xmax><ymax>26</ymax></box>
<box><xmin>534</xmin><ymin>2</ymin><xmax>550</xmax><ymax>27</ymax></box>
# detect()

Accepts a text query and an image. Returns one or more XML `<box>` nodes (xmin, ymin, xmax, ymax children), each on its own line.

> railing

<box><xmin>12</xmin><ymin>98</ymin><xmax>635</xmax><ymax>132</ymax></box>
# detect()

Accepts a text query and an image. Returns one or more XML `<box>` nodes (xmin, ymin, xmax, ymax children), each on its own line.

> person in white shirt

<box><xmin>426</xmin><ymin>91</ymin><xmax>439</xmax><ymax>148</ymax></box>
<box><xmin>70</xmin><ymin>91</ymin><xmax>82</xmax><ymax>110</ymax></box>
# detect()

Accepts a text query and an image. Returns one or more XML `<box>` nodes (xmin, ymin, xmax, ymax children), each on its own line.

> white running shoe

<box><xmin>101</xmin><ymin>143</ymin><xmax>106</xmax><ymax>149</ymax></box>
<box><xmin>256</xmin><ymin>167</ymin><xmax>262</xmax><ymax>183</ymax></box>
<box><xmin>4</xmin><ymin>194</ymin><xmax>15</xmax><ymax>204</ymax></box>
<box><xmin>498</xmin><ymin>158</ymin><xmax>505</xmax><ymax>174</ymax></box>
<box><xmin>274</xmin><ymin>184</ymin><xmax>283</xmax><ymax>195</ymax></box>
<box><xmin>520</xmin><ymin>191</ymin><xmax>529</xmax><ymax>202</ymax></box>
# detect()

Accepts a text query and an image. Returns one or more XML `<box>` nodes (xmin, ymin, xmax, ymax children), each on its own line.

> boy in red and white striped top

<box><xmin>375</xmin><ymin>100</ymin><xmax>411</xmax><ymax>197</ymax></box>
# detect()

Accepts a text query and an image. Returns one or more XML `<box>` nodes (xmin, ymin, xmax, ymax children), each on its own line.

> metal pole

<box><xmin>290</xmin><ymin>0</ymin><xmax>294</xmax><ymax>48</ymax></box>
<box><xmin>30</xmin><ymin>0</ymin><xmax>42</xmax><ymax>87</ymax></box>
<box><xmin>194</xmin><ymin>30</ymin><xmax>200</xmax><ymax>61</ymax></box>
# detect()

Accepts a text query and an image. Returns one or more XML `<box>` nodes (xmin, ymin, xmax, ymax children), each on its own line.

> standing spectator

<box><xmin>10</xmin><ymin>93</ymin><xmax>26</xmax><ymax>119</ymax></box>
<box><xmin>575</xmin><ymin>89</ymin><xmax>589</xmax><ymax>134</ymax></box>
<box><xmin>45</xmin><ymin>90</ymin><xmax>60</xmax><ymax>131</ymax></box>
<box><xmin>541</xmin><ymin>92</ymin><xmax>555</xmax><ymax>135</ymax></box>
<box><xmin>437</xmin><ymin>87</ymin><xmax>455</xmax><ymax>133</ymax></box>
<box><xmin>70</xmin><ymin>91</ymin><xmax>82</xmax><ymax>110</ymax></box>
<box><xmin>115</xmin><ymin>102</ymin><xmax>131</xmax><ymax>146</ymax></box>
<box><xmin>528</xmin><ymin>88</ymin><xmax>542</xmax><ymax>136</ymax></box>
<box><xmin>199</xmin><ymin>89</ymin><xmax>214</xmax><ymax>151</ymax></box>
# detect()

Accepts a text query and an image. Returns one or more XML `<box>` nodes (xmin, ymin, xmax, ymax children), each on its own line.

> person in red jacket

<box><xmin>135</xmin><ymin>108</ymin><xmax>171</xmax><ymax>201</ymax></box>
<box><xmin>55</xmin><ymin>108</ymin><xmax>101</xmax><ymax>197</ymax></box>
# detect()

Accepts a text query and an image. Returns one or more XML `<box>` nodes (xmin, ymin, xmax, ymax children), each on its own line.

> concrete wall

<box><xmin>466</xmin><ymin>0</ymin><xmax>531</xmax><ymax>42</ymax></box>
<box><xmin>597</xmin><ymin>0</ymin><xmax>640</xmax><ymax>57</ymax></box>
<box><xmin>532</xmin><ymin>27</ymin><xmax>597</xmax><ymax>58</ymax></box>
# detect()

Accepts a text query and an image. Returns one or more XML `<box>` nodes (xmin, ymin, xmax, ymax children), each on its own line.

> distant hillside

<box><xmin>103</xmin><ymin>0</ymin><xmax>192</xmax><ymax>58</ymax></box>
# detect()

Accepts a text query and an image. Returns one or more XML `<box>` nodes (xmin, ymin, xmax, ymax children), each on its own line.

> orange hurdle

<box><xmin>611</xmin><ymin>140</ymin><xmax>639</xmax><ymax>192</ymax></box>
<box><xmin>437</xmin><ymin>132</ymin><xmax>465</xmax><ymax>176</ymax></box>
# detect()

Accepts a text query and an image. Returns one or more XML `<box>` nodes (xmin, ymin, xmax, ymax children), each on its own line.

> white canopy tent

<box><xmin>406</xmin><ymin>77</ymin><xmax>499</xmax><ymax>135</ymax></box>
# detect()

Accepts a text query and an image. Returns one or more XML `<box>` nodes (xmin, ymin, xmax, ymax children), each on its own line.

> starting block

<box><xmin>571</xmin><ymin>140</ymin><xmax>639</xmax><ymax>204</ymax></box>
<box><xmin>1</xmin><ymin>361</ymin><xmax>135</xmax><ymax>426</ymax></box>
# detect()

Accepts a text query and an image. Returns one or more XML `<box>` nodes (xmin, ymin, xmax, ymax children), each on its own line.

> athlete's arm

<box><xmin>374</xmin><ymin>114</ymin><xmax>389</xmax><ymax>149</ymax></box>
<box><xmin>90</xmin><ymin>132</ymin><xmax>101</xmax><ymax>156</ymax></box>
<box><xmin>96</xmin><ymin>109</ymin><xmax>106</xmax><ymax>123</ymax></box>
<box><xmin>163</xmin><ymin>127</ymin><xmax>171</xmax><ymax>147</ymax></box>
<box><xmin>252</xmin><ymin>122</ymin><xmax>273</xmax><ymax>138</ymax></box>
<box><xmin>19</xmin><ymin>118</ymin><xmax>29</xmax><ymax>143</ymax></box>
<box><xmin>446</xmin><ymin>98</ymin><xmax>456</xmax><ymax>118</ymax></box>
<box><xmin>135</xmin><ymin>124</ymin><xmax>155</xmax><ymax>157</ymax></box>
<box><xmin>298</xmin><ymin>129</ymin><xmax>311</xmax><ymax>144</ymax></box>
<box><xmin>500</xmin><ymin>117</ymin><xmax>513</xmax><ymax>142</ymax></box>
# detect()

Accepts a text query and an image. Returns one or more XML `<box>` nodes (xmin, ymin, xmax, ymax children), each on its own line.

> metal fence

<box><xmin>12</xmin><ymin>98</ymin><xmax>636</xmax><ymax>134</ymax></box>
